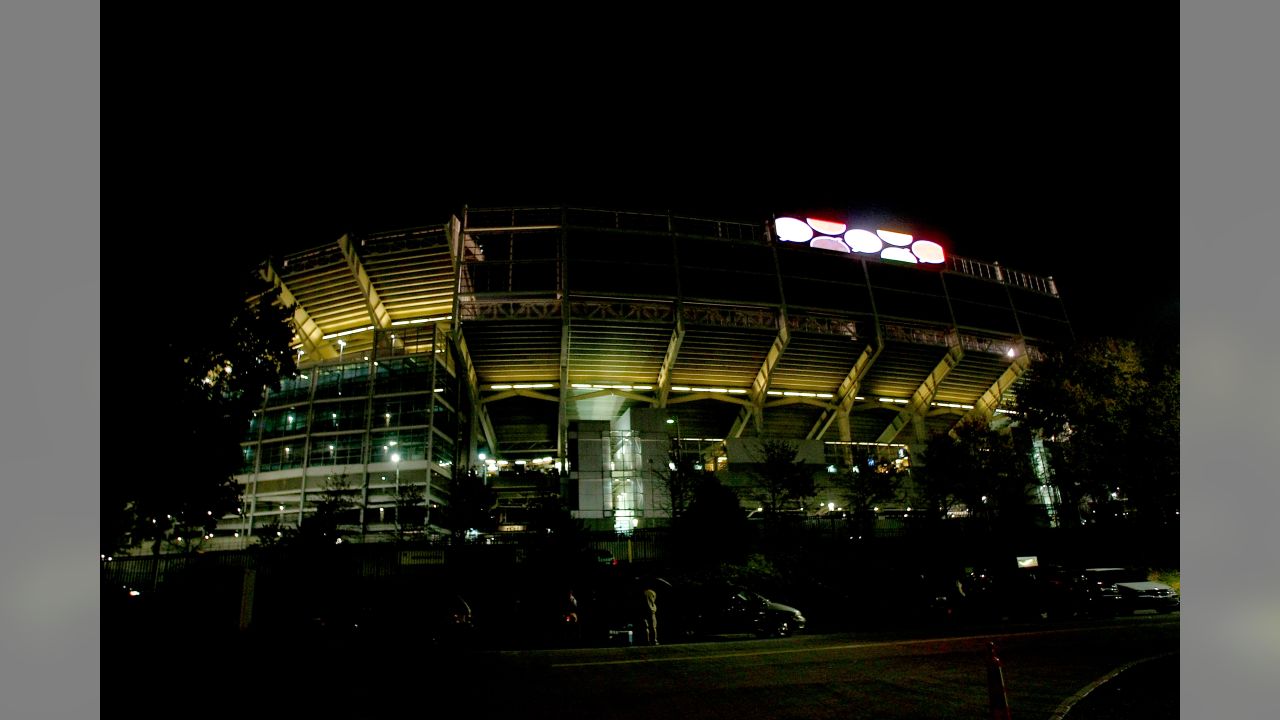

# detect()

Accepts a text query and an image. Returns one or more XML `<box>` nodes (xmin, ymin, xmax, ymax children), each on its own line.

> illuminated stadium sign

<box><xmin>774</xmin><ymin>216</ymin><xmax>946</xmax><ymax>265</ymax></box>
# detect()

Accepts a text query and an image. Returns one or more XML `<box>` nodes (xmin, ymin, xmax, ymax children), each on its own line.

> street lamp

<box><xmin>391</xmin><ymin>452</ymin><xmax>401</xmax><ymax>533</ymax></box>
<box><xmin>337</xmin><ymin>339</ymin><xmax>347</xmax><ymax>395</ymax></box>
<box><xmin>665</xmin><ymin>416</ymin><xmax>683</xmax><ymax>453</ymax></box>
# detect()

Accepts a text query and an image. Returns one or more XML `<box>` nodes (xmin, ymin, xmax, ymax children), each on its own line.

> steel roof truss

<box><xmin>807</xmin><ymin>342</ymin><xmax>881</xmax><ymax>440</ymax></box>
<box><xmin>261</xmin><ymin>262</ymin><xmax>335</xmax><ymax>360</ymax></box>
<box><xmin>338</xmin><ymin>234</ymin><xmax>392</xmax><ymax>329</ymax></box>
<box><xmin>654</xmin><ymin>316</ymin><xmax>685</xmax><ymax>409</ymax></box>
<box><xmin>957</xmin><ymin>353</ymin><xmax>1030</xmax><ymax>427</ymax></box>
<box><xmin>728</xmin><ymin>317</ymin><xmax>790</xmax><ymax>438</ymax></box>
<box><xmin>876</xmin><ymin>343</ymin><xmax>965</xmax><ymax>445</ymax></box>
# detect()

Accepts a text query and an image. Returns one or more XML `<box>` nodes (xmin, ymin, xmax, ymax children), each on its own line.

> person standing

<box><xmin>641</xmin><ymin>585</ymin><xmax>659</xmax><ymax>646</ymax></box>
<box><xmin>561</xmin><ymin>588</ymin><xmax>581</xmax><ymax>645</ymax></box>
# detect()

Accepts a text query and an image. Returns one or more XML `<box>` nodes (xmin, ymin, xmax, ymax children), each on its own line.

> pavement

<box><xmin>1055</xmin><ymin>652</ymin><xmax>1179</xmax><ymax>719</ymax></box>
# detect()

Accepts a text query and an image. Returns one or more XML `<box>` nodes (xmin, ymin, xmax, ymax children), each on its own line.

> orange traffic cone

<box><xmin>987</xmin><ymin>641</ymin><xmax>1012</xmax><ymax>720</ymax></box>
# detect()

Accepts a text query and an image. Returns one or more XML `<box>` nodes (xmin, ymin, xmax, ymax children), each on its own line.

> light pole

<box><xmin>337</xmin><ymin>338</ymin><xmax>347</xmax><ymax>396</ymax></box>
<box><xmin>665</xmin><ymin>416</ymin><xmax>686</xmax><ymax>522</ymax></box>
<box><xmin>665</xmin><ymin>416</ymin><xmax>684</xmax><ymax>458</ymax></box>
<box><xmin>391</xmin><ymin>452</ymin><xmax>401</xmax><ymax>536</ymax></box>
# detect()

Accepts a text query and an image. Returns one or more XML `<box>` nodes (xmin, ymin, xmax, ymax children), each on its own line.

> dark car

<box><xmin>675</xmin><ymin>586</ymin><xmax>807</xmax><ymax>638</ymax></box>
<box><xmin>1078</xmin><ymin>567</ymin><xmax>1179</xmax><ymax>616</ymax></box>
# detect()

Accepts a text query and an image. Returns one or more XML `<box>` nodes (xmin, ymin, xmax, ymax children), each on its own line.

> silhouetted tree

<box><xmin>648</xmin><ymin>444</ymin><xmax>700</xmax><ymax>523</ymax></box>
<box><xmin>443</xmin><ymin>468</ymin><xmax>498</xmax><ymax>540</ymax></box>
<box><xmin>394</xmin><ymin>482</ymin><xmax>426</xmax><ymax>541</ymax></box>
<box><xmin>832</xmin><ymin>451</ymin><xmax>907</xmax><ymax>515</ymax></box>
<box><xmin>104</xmin><ymin>270</ymin><xmax>296</xmax><ymax>555</ymax></box>
<box><xmin>676</xmin><ymin>476</ymin><xmax>750</xmax><ymax>570</ymax></box>
<box><xmin>751</xmin><ymin>440</ymin><xmax>815</xmax><ymax>515</ymax></box>
<box><xmin>1016</xmin><ymin>337</ymin><xmax>1178</xmax><ymax>527</ymax></box>
<box><xmin>911</xmin><ymin>419</ymin><xmax>1040</xmax><ymax>529</ymax></box>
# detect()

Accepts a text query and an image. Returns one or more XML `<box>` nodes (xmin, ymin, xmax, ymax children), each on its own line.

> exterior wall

<box><xmin>569</xmin><ymin>410</ymin><xmax>676</xmax><ymax>533</ymax></box>
<box><xmin>222</xmin><ymin>209</ymin><xmax>1073</xmax><ymax>546</ymax></box>
<box><xmin>220</xmin><ymin>323</ymin><xmax>461</xmax><ymax>546</ymax></box>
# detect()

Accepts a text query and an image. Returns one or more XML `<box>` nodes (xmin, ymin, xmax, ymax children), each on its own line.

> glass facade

<box><xmin>230</xmin><ymin>324</ymin><xmax>460</xmax><ymax>542</ymax></box>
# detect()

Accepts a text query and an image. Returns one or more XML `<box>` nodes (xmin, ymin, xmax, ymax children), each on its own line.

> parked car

<box><xmin>673</xmin><ymin>586</ymin><xmax>807</xmax><ymax>638</ymax></box>
<box><xmin>1078</xmin><ymin>567</ymin><xmax>1179</xmax><ymax>616</ymax></box>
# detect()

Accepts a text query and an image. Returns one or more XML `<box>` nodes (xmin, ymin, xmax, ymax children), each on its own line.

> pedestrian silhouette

<box><xmin>641</xmin><ymin>585</ymin><xmax>658</xmax><ymax>645</ymax></box>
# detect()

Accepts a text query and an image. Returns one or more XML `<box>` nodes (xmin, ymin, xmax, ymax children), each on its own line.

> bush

<box><xmin>1148</xmin><ymin>568</ymin><xmax>1180</xmax><ymax>594</ymax></box>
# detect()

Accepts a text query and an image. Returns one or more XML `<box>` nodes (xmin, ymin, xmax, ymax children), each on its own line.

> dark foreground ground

<box><xmin>1060</xmin><ymin>652</ymin><xmax>1179</xmax><ymax>719</ymax></box>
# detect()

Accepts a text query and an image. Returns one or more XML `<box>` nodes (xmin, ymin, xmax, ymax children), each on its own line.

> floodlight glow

<box><xmin>391</xmin><ymin>453</ymin><xmax>401</xmax><ymax>463</ymax></box>
<box><xmin>844</xmin><ymin>229</ymin><xmax>882</xmax><ymax>253</ymax></box>
<box><xmin>880</xmin><ymin>246</ymin><xmax>918</xmax><ymax>263</ymax></box>
<box><xmin>774</xmin><ymin>217</ymin><xmax>814</xmax><ymax>242</ymax></box>
<box><xmin>811</xmin><ymin>236</ymin><xmax>851</xmax><ymax>253</ymax></box>
<box><xmin>807</xmin><ymin>218</ymin><xmax>847</xmax><ymax>235</ymax></box>
<box><xmin>911</xmin><ymin>240</ymin><xmax>946</xmax><ymax>263</ymax></box>
<box><xmin>877</xmin><ymin>229</ymin><xmax>913</xmax><ymax>246</ymax></box>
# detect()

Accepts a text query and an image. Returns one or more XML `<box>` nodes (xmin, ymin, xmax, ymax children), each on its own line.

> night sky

<box><xmin>127</xmin><ymin>22</ymin><xmax>1175</xmax><ymax>349</ymax></box>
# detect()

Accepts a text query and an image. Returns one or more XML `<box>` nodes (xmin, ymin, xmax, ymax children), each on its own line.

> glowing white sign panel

<box><xmin>774</xmin><ymin>216</ymin><xmax>947</xmax><ymax>264</ymax></box>
<box><xmin>775</xmin><ymin>216</ymin><xmax>814</xmax><ymax>242</ymax></box>
<box><xmin>880</xmin><ymin>246</ymin><xmax>918</xmax><ymax>264</ymax></box>
<box><xmin>911</xmin><ymin>240</ymin><xmax>945</xmax><ymax>264</ymax></box>
<box><xmin>844</xmin><ymin>229</ymin><xmax>882</xmax><ymax>253</ymax></box>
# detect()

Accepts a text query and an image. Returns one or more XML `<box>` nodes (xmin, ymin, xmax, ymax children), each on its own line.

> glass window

<box><xmin>431</xmin><ymin>435</ymin><xmax>455</xmax><ymax>468</ymax></box>
<box><xmin>266</xmin><ymin>371</ymin><xmax>313</xmax><ymax>406</ymax></box>
<box><xmin>375</xmin><ymin>395</ymin><xmax>431</xmax><ymax>428</ymax></box>
<box><xmin>314</xmin><ymin>362</ymin><xmax>371</xmax><ymax>400</ymax></box>
<box><xmin>308</xmin><ymin>432</ymin><xmax>365</xmax><ymax>466</ymax></box>
<box><xmin>243</xmin><ymin>412</ymin><xmax>262</xmax><ymax>443</ymax></box>
<box><xmin>238</xmin><ymin>444</ymin><xmax>257</xmax><ymax>475</ymax></box>
<box><xmin>372</xmin><ymin>356</ymin><xmax>433</xmax><ymax>395</ymax></box>
<box><xmin>260</xmin><ymin>406</ymin><xmax>308</xmax><ymax>439</ymax></box>
<box><xmin>371</xmin><ymin>430</ymin><xmax>427</xmax><ymax>462</ymax></box>
<box><xmin>259</xmin><ymin>441</ymin><xmax>304</xmax><ymax>471</ymax></box>
<box><xmin>374</xmin><ymin>325</ymin><xmax>441</xmax><ymax>360</ymax></box>
<box><xmin>438</xmin><ymin>403</ymin><xmax>459</xmax><ymax>439</ymax></box>
<box><xmin>433</xmin><ymin>364</ymin><xmax>458</xmax><ymax>406</ymax></box>
<box><xmin>313</xmin><ymin>398</ymin><xmax>370</xmax><ymax>432</ymax></box>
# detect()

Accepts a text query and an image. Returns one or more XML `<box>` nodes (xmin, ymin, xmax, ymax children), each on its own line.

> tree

<box><xmin>647</xmin><ymin>443</ymin><xmax>700</xmax><ymax>523</ymax></box>
<box><xmin>751</xmin><ymin>440</ymin><xmax>815</xmax><ymax>515</ymax></box>
<box><xmin>831</xmin><ymin>451</ymin><xmax>907</xmax><ymax>516</ymax></box>
<box><xmin>103</xmin><ymin>270</ymin><xmax>297</xmax><ymax>555</ymax></box>
<box><xmin>911</xmin><ymin>419</ymin><xmax>1040</xmax><ymax>529</ymax></box>
<box><xmin>675</xmin><ymin>475</ymin><xmax>751</xmax><ymax>570</ymax></box>
<box><xmin>255</xmin><ymin>474</ymin><xmax>360</xmax><ymax>550</ymax></box>
<box><xmin>1015</xmin><ymin>337</ymin><xmax>1178</xmax><ymax>528</ymax></box>
<box><xmin>443</xmin><ymin>468</ymin><xmax>498</xmax><ymax>541</ymax></box>
<box><xmin>392</xmin><ymin>482</ymin><xmax>427</xmax><ymax>541</ymax></box>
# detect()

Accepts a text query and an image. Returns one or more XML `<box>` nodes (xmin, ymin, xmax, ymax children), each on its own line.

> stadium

<box><xmin>216</xmin><ymin>206</ymin><xmax>1072</xmax><ymax>546</ymax></box>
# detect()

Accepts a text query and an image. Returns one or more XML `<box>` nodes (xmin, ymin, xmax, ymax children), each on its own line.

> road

<box><xmin>130</xmin><ymin>614</ymin><xmax>1178</xmax><ymax>719</ymax></box>
<box><xmin>244</xmin><ymin>609</ymin><xmax>1172</xmax><ymax>717</ymax></box>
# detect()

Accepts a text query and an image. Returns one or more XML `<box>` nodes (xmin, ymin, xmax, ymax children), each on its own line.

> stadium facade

<box><xmin>215</xmin><ymin>207</ymin><xmax>1072</xmax><ymax>547</ymax></box>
